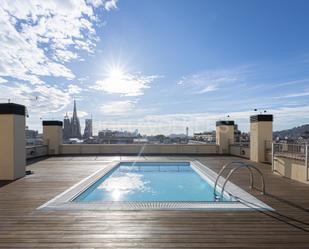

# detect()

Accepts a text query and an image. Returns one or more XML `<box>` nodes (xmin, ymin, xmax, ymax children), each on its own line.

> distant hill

<box><xmin>168</xmin><ymin>133</ymin><xmax>187</xmax><ymax>138</ymax></box>
<box><xmin>274</xmin><ymin>124</ymin><xmax>309</xmax><ymax>139</ymax></box>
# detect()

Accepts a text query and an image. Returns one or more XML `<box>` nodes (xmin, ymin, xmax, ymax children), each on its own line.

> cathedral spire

<box><xmin>73</xmin><ymin>100</ymin><xmax>77</xmax><ymax>118</ymax></box>
<box><xmin>70</xmin><ymin>100</ymin><xmax>81</xmax><ymax>138</ymax></box>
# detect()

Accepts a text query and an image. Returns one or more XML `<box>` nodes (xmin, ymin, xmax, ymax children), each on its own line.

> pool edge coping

<box><xmin>38</xmin><ymin>160</ymin><xmax>273</xmax><ymax>211</ymax></box>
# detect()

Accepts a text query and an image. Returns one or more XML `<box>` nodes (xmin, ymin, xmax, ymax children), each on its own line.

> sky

<box><xmin>1</xmin><ymin>0</ymin><xmax>309</xmax><ymax>135</ymax></box>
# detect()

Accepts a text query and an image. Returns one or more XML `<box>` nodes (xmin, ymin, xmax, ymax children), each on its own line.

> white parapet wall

<box><xmin>26</xmin><ymin>145</ymin><xmax>48</xmax><ymax>159</ymax></box>
<box><xmin>229</xmin><ymin>145</ymin><xmax>250</xmax><ymax>159</ymax></box>
<box><xmin>59</xmin><ymin>144</ymin><xmax>219</xmax><ymax>155</ymax></box>
<box><xmin>274</xmin><ymin>156</ymin><xmax>309</xmax><ymax>184</ymax></box>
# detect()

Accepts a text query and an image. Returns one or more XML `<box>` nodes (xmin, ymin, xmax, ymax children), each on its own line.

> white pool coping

<box><xmin>38</xmin><ymin>160</ymin><xmax>273</xmax><ymax>211</ymax></box>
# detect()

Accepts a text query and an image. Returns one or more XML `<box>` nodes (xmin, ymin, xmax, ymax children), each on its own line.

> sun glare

<box><xmin>107</xmin><ymin>66</ymin><xmax>126</xmax><ymax>80</ymax></box>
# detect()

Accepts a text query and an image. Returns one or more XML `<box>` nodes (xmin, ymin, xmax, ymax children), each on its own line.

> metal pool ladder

<box><xmin>213</xmin><ymin>161</ymin><xmax>266</xmax><ymax>201</ymax></box>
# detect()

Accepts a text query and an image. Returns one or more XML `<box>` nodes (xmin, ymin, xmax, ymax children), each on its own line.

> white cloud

<box><xmin>0</xmin><ymin>0</ymin><xmax>117</xmax><ymax>124</ymax></box>
<box><xmin>65</xmin><ymin>110</ymin><xmax>88</xmax><ymax>118</ymax></box>
<box><xmin>0</xmin><ymin>77</ymin><xmax>7</xmax><ymax>83</ymax></box>
<box><xmin>104</xmin><ymin>0</ymin><xmax>118</xmax><ymax>11</ymax></box>
<box><xmin>0</xmin><ymin>0</ymin><xmax>108</xmax><ymax>85</ymax></box>
<box><xmin>100</xmin><ymin>100</ymin><xmax>136</xmax><ymax>115</ymax></box>
<box><xmin>67</xmin><ymin>84</ymin><xmax>82</xmax><ymax>95</ymax></box>
<box><xmin>274</xmin><ymin>91</ymin><xmax>309</xmax><ymax>99</ymax></box>
<box><xmin>178</xmin><ymin>70</ymin><xmax>242</xmax><ymax>94</ymax></box>
<box><xmin>87</xmin><ymin>0</ymin><xmax>118</xmax><ymax>10</ymax></box>
<box><xmin>273</xmin><ymin>78</ymin><xmax>309</xmax><ymax>87</ymax></box>
<box><xmin>92</xmin><ymin>73</ymin><xmax>160</xmax><ymax>96</ymax></box>
<box><xmin>0</xmin><ymin>82</ymin><xmax>85</xmax><ymax>116</ymax></box>
<box><xmin>199</xmin><ymin>84</ymin><xmax>218</xmax><ymax>93</ymax></box>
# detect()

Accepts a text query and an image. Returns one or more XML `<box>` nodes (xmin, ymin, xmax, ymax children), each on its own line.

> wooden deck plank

<box><xmin>0</xmin><ymin>156</ymin><xmax>308</xmax><ymax>248</ymax></box>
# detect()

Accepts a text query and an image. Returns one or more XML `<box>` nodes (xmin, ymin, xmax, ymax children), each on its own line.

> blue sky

<box><xmin>1</xmin><ymin>0</ymin><xmax>309</xmax><ymax>135</ymax></box>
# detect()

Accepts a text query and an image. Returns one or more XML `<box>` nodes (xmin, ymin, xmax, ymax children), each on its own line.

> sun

<box><xmin>107</xmin><ymin>66</ymin><xmax>126</xmax><ymax>80</ymax></box>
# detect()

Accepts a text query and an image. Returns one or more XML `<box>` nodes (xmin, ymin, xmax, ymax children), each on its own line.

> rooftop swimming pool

<box><xmin>39</xmin><ymin>160</ymin><xmax>272</xmax><ymax>211</ymax></box>
<box><xmin>74</xmin><ymin>162</ymin><xmax>231</xmax><ymax>202</ymax></box>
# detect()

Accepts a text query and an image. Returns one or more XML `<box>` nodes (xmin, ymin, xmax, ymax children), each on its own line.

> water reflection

<box><xmin>97</xmin><ymin>173</ymin><xmax>150</xmax><ymax>201</ymax></box>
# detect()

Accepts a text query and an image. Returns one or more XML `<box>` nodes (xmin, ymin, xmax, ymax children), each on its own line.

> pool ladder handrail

<box><xmin>214</xmin><ymin>161</ymin><xmax>265</xmax><ymax>201</ymax></box>
<box><xmin>213</xmin><ymin>161</ymin><xmax>249</xmax><ymax>198</ymax></box>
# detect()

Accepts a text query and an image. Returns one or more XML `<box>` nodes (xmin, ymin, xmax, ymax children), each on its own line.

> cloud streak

<box><xmin>92</xmin><ymin>104</ymin><xmax>309</xmax><ymax>135</ymax></box>
<box><xmin>177</xmin><ymin>69</ymin><xmax>242</xmax><ymax>94</ymax></box>
<box><xmin>274</xmin><ymin>91</ymin><xmax>309</xmax><ymax>99</ymax></box>
<box><xmin>100</xmin><ymin>100</ymin><xmax>136</xmax><ymax>115</ymax></box>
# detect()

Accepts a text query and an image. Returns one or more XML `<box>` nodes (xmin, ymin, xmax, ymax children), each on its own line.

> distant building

<box><xmin>83</xmin><ymin>118</ymin><xmax>93</xmax><ymax>139</ymax></box>
<box><xmin>234</xmin><ymin>124</ymin><xmax>241</xmax><ymax>142</ymax></box>
<box><xmin>97</xmin><ymin>129</ymin><xmax>138</xmax><ymax>144</ymax></box>
<box><xmin>239</xmin><ymin>132</ymin><xmax>250</xmax><ymax>142</ymax></box>
<box><xmin>25</xmin><ymin>126</ymin><xmax>42</xmax><ymax>145</ymax></box>
<box><xmin>133</xmin><ymin>138</ymin><xmax>149</xmax><ymax>144</ymax></box>
<box><xmin>25</xmin><ymin>126</ymin><xmax>38</xmax><ymax>139</ymax></box>
<box><xmin>193</xmin><ymin>131</ymin><xmax>216</xmax><ymax>143</ymax></box>
<box><xmin>63</xmin><ymin>113</ymin><xmax>71</xmax><ymax>140</ymax></box>
<box><xmin>133</xmin><ymin>129</ymin><xmax>139</xmax><ymax>136</ymax></box>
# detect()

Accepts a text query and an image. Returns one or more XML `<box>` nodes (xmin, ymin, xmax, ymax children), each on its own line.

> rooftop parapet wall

<box><xmin>26</xmin><ymin>145</ymin><xmax>48</xmax><ymax>159</ymax></box>
<box><xmin>229</xmin><ymin>144</ymin><xmax>250</xmax><ymax>159</ymax></box>
<box><xmin>59</xmin><ymin>144</ymin><xmax>219</xmax><ymax>155</ymax></box>
<box><xmin>274</xmin><ymin>156</ymin><xmax>309</xmax><ymax>184</ymax></box>
<box><xmin>272</xmin><ymin>143</ymin><xmax>308</xmax><ymax>184</ymax></box>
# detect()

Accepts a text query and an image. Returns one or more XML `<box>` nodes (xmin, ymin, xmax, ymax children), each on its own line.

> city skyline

<box><xmin>0</xmin><ymin>0</ymin><xmax>309</xmax><ymax>135</ymax></box>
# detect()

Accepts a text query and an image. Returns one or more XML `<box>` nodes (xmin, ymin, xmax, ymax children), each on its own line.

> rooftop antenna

<box><xmin>1</xmin><ymin>96</ymin><xmax>38</xmax><ymax>118</ymax></box>
<box><xmin>254</xmin><ymin>109</ymin><xmax>267</xmax><ymax>114</ymax></box>
<box><xmin>25</xmin><ymin>96</ymin><xmax>39</xmax><ymax>118</ymax></box>
<box><xmin>0</xmin><ymin>98</ymin><xmax>11</xmax><ymax>103</ymax></box>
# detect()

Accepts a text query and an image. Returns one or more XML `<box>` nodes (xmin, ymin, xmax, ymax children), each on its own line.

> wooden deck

<box><xmin>0</xmin><ymin>156</ymin><xmax>309</xmax><ymax>248</ymax></box>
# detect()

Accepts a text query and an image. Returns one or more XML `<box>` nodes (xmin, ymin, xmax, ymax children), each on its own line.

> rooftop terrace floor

<box><xmin>0</xmin><ymin>155</ymin><xmax>309</xmax><ymax>248</ymax></box>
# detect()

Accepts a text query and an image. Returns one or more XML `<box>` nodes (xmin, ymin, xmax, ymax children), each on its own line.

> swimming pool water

<box><xmin>74</xmin><ymin>162</ymin><xmax>230</xmax><ymax>202</ymax></box>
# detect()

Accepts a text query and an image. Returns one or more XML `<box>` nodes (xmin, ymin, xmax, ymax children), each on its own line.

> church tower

<box><xmin>70</xmin><ymin>100</ymin><xmax>82</xmax><ymax>138</ymax></box>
